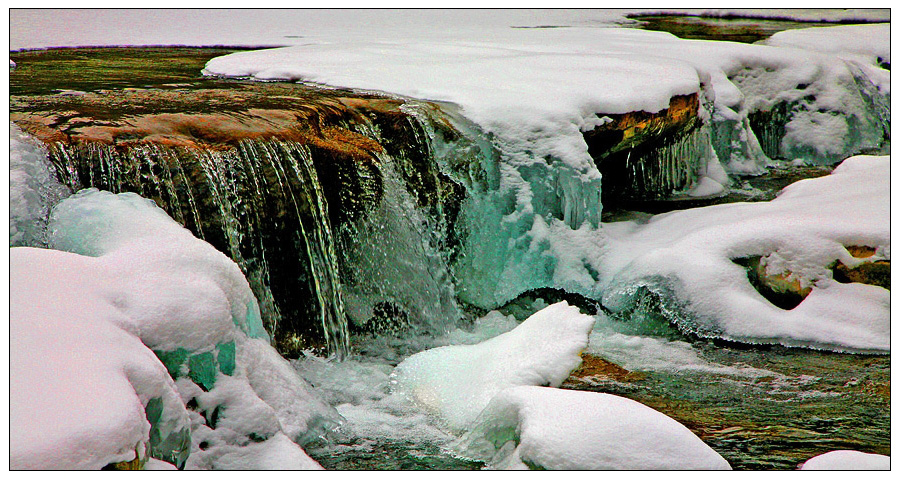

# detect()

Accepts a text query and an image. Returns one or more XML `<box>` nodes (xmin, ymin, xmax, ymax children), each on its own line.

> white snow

<box><xmin>800</xmin><ymin>450</ymin><xmax>890</xmax><ymax>470</ymax></box>
<box><xmin>453</xmin><ymin>385</ymin><xmax>731</xmax><ymax>470</ymax></box>
<box><xmin>10</xmin><ymin>247</ymin><xmax>191</xmax><ymax>470</ymax></box>
<box><xmin>11</xmin><ymin>188</ymin><xmax>339</xmax><ymax>469</ymax></box>
<box><xmin>48</xmin><ymin>189</ymin><xmax>270</xmax><ymax>349</ymax></box>
<box><xmin>599</xmin><ymin>155</ymin><xmax>890</xmax><ymax>352</ymax></box>
<box><xmin>389</xmin><ymin>301</ymin><xmax>595</xmax><ymax>431</ymax></box>
<box><xmin>763</xmin><ymin>24</ymin><xmax>890</xmax><ymax>66</ymax></box>
<box><xmin>8</xmin><ymin>9</ymin><xmax>633</xmax><ymax>51</ymax></box>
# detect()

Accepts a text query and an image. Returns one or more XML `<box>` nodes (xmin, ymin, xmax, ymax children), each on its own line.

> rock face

<box><xmin>582</xmin><ymin>93</ymin><xmax>706</xmax><ymax>207</ymax></box>
<box><xmin>12</xmin><ymin>80</ymin><xmax>466</xmax><ymax>358</ymax></box>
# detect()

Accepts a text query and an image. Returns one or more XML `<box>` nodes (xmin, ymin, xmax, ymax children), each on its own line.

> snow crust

<box><xmin>799</xmin><ymin>450</ymin><xmax>890</xmax><ymax>470</ymax></box>
<box><xmin>11</xmin><ymin>188</ymin><xmax>339</xmax><ymax>469</ymax></box>
<box><xmin>600</xmin><ymin>155</ymin><xmax>890</xmax><ymax>352</ymax></box>
<box><xmin>389</xmin><ymin>301</ymin><xmax>594</xmax><ymax>431</ymax></box>
<box><xmin>453</xmin><ymin>385</ymin><xmax>731</xmax><ymax>470</ymax></box>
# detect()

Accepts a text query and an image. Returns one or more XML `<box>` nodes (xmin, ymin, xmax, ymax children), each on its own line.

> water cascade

<box><xmin>48</xmin><ymin>140</ymin><xmax>352</xmax><ymax>357</ymax></box>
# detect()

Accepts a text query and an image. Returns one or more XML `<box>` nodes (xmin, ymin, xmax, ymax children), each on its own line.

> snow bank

<box><xmin>763</xmin><ymin>24</ymin><xmax>890</xmax><ymax>66</ymax></box>
<box><xmin>9</xmin><ymin>9</ymin><xmax>633</xmax><ymax>51</ymax></box>
<box><xmin>49</xmin><ymin>188</ymin><xmax>270</xmax><ymax>348</ymax></box>
<box><xmin>9</xmin><ymin>122</ymin><xmax>69</xmax><ymax>247</ymax></box>
<box><xmin>600</xmin><ymin>155</ymin><xmax>890</xmax><ymax>352</ymax></box>
<box><xmin>206</xmin><ymin>20</ymin><xmax>888</xmax><ymax>174</ymax></box>
<box><xmin>453</xmin><ymin>386</ymin><xmax>730</xmax><ymax>470</ymax></box>
<box><xmin>390</xmin><ymin>302</ymin><xmax>594</xmax><ymax>431</ymax></box>
<box><xmin>800</xmin><ymin>450</ymin><xmax>890</xmax><ymax>470</ymax></box>
<box><xmin>10</xmin><ymin>248</ymin><xmax>190</xmax><ymax>470</ymax></box>
<box><xmin>11</xmin><ymin>188</ymin><xmax>340</xmax><ymax>469</ymax></box>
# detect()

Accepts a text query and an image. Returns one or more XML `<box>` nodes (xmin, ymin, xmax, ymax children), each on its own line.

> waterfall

<box><xmin>47</xmin><ymin>140</ymin><xmax>351</xmax><ymax>358</ymax></box>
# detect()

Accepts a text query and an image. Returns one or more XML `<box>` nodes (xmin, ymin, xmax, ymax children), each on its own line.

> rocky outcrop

<box><xmin>831</xmin><ymin>246</ymin><xmax>890</xmax><ymax>290</ymax></box>
<box><xmin>582</xmin><ymin>93</ymin><xmax>706</xmax><ymax>206</ymax></box>
<box><xmin>12</xmin><ymin>77</ymin><xmax>467</xmax><ymax>358</ymax></box>
<box><xmin>563</xmin><ymin>354</ymin><xmax>646</xmax><ymax>387</ymax></box>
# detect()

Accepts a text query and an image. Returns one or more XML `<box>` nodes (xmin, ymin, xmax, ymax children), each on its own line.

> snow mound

<box><xmin>389</xmin><ymin>301</ymin><xmax>594</xmax><ymax>431</ymax></box>
<box><xmin>10</xmin><ymin>248</ymin><xmax>190</xmax><ymax>470</ymax></box>
<box><xmin>800</xmin><ymin>450</ymin><xmax>890</xmax><ymax>470</ymax></box>
<box><xmin>453</xmin><ymin>386</ymin><xmax>731</xmax><ymax>470</ymax></box>
<box><xmin>11</xmin><ymin>189</ymin><xmax>340</xmax><ymax>469</ymax></box>
<box><xmin>601</xmin><ymin>155</ymin><xmax>890</xmax><ymax>352</ymax></box>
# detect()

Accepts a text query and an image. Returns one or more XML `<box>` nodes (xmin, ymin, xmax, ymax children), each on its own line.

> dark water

<box><xmin>565</xmin><ymin>342</ymin><xmax>889</xmax><ymax>470</ymax></box>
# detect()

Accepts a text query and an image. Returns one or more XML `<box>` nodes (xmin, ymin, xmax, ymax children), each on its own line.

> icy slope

<box><xmin>9</xmin><ymin>123</ymin><xmax>69</xmax><ymax>247</ymax></box>
<box><xmin>453</xmin><ymin>386</ymin><xmax>730</xmax><ymax>470</ymax></box>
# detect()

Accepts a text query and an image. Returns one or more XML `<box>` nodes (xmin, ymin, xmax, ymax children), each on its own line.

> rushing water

<box><xmin>11</xmin><ymin>44</ymin><xmax>890</xmax><ymax>470</ymax></box>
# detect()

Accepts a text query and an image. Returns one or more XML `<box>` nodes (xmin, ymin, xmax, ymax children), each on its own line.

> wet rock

<box><xmin>582</xmin><ymin>93</ymin><xmax>704</xmax><ymax>206</ymax></box>
<box><xmin>563</xmin><ymin>354</ymin><xmax>646</xmax><ymax>387</ymax></box>
<box><xmin>831</xmin><ymin>246</ymin><xmax>890</xmax><ymax>290</ymax></box>
<box><xmin>734</xmin><ymin>255</ymin><xmax>812</xmax><ymax>310</ymax></box>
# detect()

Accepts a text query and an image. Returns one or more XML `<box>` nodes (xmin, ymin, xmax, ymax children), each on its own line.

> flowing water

<box><xmin>10</xmin><ymin>42</ymin><xmax>890</xmax><ymax>470</ymax></box>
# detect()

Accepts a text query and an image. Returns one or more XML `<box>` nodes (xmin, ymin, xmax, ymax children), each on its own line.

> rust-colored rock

<box><xmin>563</xmin><ymin>354</ymin><xmax>646</xmax><ymax>387</ymax></box>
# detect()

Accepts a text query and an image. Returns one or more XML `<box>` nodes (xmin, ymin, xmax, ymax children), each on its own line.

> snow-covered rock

<box><xmin>601</xmin><ymin>155</ymin><xmax>890</xmax><ymax>352</ymax></box>
<box><xmin>453</xmin><ymin>385</ymin><xmax>731</xmax><ymax>470</ymax></box>
<box><xmin>389</xmin><ymin>301</ymin><xmax>595</xmax><ymax>431</ymax></box>
<box><xmin>800</xmin><ymin>450</ymin><xmax>890</xmax><ymax>470</ymax></box>
<box><xmin>10</xmin><ymin>247</ymin><xmax>190</xmax><ymax>469</ymax></box>
<box><xmin>11</xmin><ymin>188</ymin><xmax>341</xmax><ymax>469</ymax></box>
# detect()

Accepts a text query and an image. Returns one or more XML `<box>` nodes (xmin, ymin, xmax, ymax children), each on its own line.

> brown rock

<box><xmin>564</xmin><ymin>354</ymin><xmax>646</xmax><ymax>386</ymax></box>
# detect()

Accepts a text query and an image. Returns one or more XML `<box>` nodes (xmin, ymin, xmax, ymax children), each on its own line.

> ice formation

<box><xmin>389</xmin><ymin>302</ymin><xmax>595</xmax><ymax>431</ymax></box>
<box><xmin>799</xmin><ymin>450</ymin><xmax>890</xmax><ymax>470</ymax></box>
<box><xmin>201</xmin><ymin>21</ymin><xmax>890</xmax><ymax>313</ymax></box>
<box><xmin>453</xmin><ymin>386</ymin><xmax>731</xmax><ymax>470</ymax></box>
<box><xmin>9</xmin><ymin>123</ymin><xmax>69</xmax><ymax>247</ymax></box>
<box><xmin>11</xmin><ymin>189</ymin><xmax>341</xmax><ymax>469</ymax></box>
<box><xmin>600</xmin><ymin>155</ymin><xmax>890</xmax><ymax>352</ymax></box>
